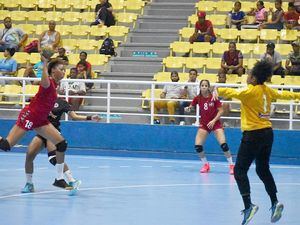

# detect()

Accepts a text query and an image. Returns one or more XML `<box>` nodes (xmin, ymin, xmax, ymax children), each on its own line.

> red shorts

<box><xmin>199</xmin><ymin>120</ymin><xmax>223</xmax><ymax>133</ymax></box>
<box><xmin>16</xmin><ymin>106</ymin><xmax>50</xmax><ymax>131</ymax></box>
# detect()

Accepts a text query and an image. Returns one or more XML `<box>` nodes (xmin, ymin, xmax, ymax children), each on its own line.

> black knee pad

<box><xmin>56</xmin><ymin>140</ymin><xmax>67</xmax><ymax>152</ymax></box>
<box><xmin>195</xmin><ymin>145</ymin><xmax>203</xmax><ymax>153</ymax></box>
<box><xmin>221</xmin><ymin>143</ymin><xmax>229</xmax><ymax>152</ymax></box>
<box><xmin>48</xmin><ymin>151</ymin><xmax>57</xmax><ymax>166</ymax></box>
<box><xmin>0</xmin><ymin>138</ymin><xmax>11</xmax><ymax>151</ymax></box>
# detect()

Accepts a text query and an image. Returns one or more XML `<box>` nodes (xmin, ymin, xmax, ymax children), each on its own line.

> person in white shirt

<box><xmin>153</xmin><ymin>71</ymin><xmax>184</xmax><ymax>124</ymax></box>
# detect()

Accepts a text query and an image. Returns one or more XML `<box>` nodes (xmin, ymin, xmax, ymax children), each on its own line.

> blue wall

<box><xmin>1</xmin><ymin>120</ymin><xmax>300</xmax><ymax>159</ymax></box>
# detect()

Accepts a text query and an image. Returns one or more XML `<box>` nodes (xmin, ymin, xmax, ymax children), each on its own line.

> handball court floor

<box><xmin>0</xmin><ymin>150</ymin><xmax>300</xmax><ymax>225</ymax></box>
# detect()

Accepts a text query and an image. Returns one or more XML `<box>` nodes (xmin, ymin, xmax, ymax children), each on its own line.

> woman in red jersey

<box><xmin>0</xmin><ymin>55</ymin><xmax>72</xmax><ymax>189</ymax></box>
<box><xmin>185</xmin><ymin>79</ymin><xmax>234</xmax><ymax>174</ymax></box>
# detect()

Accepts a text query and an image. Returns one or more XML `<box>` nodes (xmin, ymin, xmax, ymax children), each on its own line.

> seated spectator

<box><xmin>178</xmin><ymin>69</ymin><xmax>199</xmax><ymax>125</ymax></box>
<box><xmin>291</xmin><ymin>0</ymin><xmax>300</xmax><ymax>13</ymax></box>
<box><xmin>259</xmin><ymin>0</ymin><xmax>284</xmax><ymax>30</ymax></box>
<box><xmin>0</xmin><ymin>47</ymin><xmax>17</xmax><ymax>85</ymax></box>
<box><xmin>90</xmin><ymin>0</ymin><xmax>115</xmax><ymax>27</ymax></box>
<box><xmin>226</xmin><ymin>1</ymin><xmax>246</xmax><ymax>30</ymax></box>
<box><xmin>56</xmin><ymin>47</ymin><xmax>69</xmax><ymax>65</ymax></box>
<box><xmin>38</xmin><ymin>20</ymin><xmax>61</xmax><ymax>52</ymax></box>
<box><xmin>260</xmin><ymin>42</ymin><xmax>285</xmax><ymax>77</ymax></box>
<box><xmin>76</xmin><ymin>51</ymin><xmax>93</xmax><ymax>89</ymax></box>
<box><xmin>59</xmin><ymin>68</ymin><xmax>86</xmax><ymax>111</ymax></box>
<box><xmin>189</xmin><ymin>11</ymin><xmax>216</xmax><ymax>44</ymax></box>
<box><xmin>285</xmin><ymin>41</ymin><xmax>300</xmax><ymax>75</ymax></box>
<box><xmin>241</xmin><ymin>1</ymin><xmax>268</xmax><ymax>29</ymax></box>
<box><xmin>284</xmin><ymin>2</ymin><xmax>300</xmax><ymax>30</ymax></box>
<box><xmin>219</xmin><ymin>42</ymin><xmax>244</xmax><ymax>77</ymax></box>
<box><xmin>153</xmin><ymin>71</ymin><xmax>183</xmax><ymax>124</ymax></box>
<box><xmin>216</xmin><ymin>71</ymin><xmax>230</xmax><ymax>117</ymax></box>
<box><xmin>0</xmin><ymin>17</ymin><xmax>28</xmax><ymax>52</ymax></box>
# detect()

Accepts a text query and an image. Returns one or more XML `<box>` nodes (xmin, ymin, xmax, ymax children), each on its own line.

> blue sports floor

<box><xmin>0</xmin><ymin>151</ymin><xmax>300</xmax><ymax>225</ymax></box>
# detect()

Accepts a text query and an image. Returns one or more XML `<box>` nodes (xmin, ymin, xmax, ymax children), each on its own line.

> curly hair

<box><xmin>251</xmin><ymin>60</ymin><xmax>273</xmax><ymax>84</ymax></box>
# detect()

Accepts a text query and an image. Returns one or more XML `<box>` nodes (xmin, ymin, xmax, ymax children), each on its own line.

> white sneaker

<box><xmin>179</xmin><ymin>121</ymin><xmax>185</xmax><ymax>126</ymax></box>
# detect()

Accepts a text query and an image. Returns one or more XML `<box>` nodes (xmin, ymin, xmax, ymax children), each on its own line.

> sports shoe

<box><xmin>241</xmin><ymin>204</ymin><xmax>259</xmax><ymax>225</ymax></box>
<box><xmin>69</xmin><ymin>180</ymin><xmax>82</xmax><ymax>189</ymax></box>
<box><xmin>200</xmin><ymin>163</ymin><xmax>210</xmax><ymax>173</ymax></box>
<box><xmin>179</xmin><ymin>121</ymin><xmax>185</xmax><ymax>126</ymax></box>
<box><xmin>53</xmin><ymin>179</ymin><xmax>73</xmax><ymax>190</ymax></box>
<box><xmin>271</xmin><ymin>202</ymin><xmax>284</xmax><ymax>223</ymax></box>
<box><xmin>229</xmin><ymin>164</ymin><xmax>235</xmax><ymax>175</ymax></box>
<box><xmin>21</xmin><ymin>183</ymin><xmax>34</xmax><ymax>193</ymax></box>
<box><xmin>154</xmin><ymin>119</ymin><xmax>160</xmax><ymax>124</ymax></box>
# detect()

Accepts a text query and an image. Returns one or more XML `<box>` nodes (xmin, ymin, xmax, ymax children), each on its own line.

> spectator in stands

<box><xmin>178</xmin><ymin>69</ymin><xmax>199</xmax><ymax>125</ymax></box>
<box><xmin>284</xmin><ymin>2</ymin><xmax>300</xmax><ymax>30</ymax></box>
<box><xmin>226</xmin><ymin>1</ymin><xmax>246</xmax><ymax>30</ymax></box>
<box><xmin>285</xmin><ymin>41</ymin><xmax>300</xmax><ymax>75</ymax></box>
<box><xmin>0</xmin><ymin>47</ymin><xmax>17</xmax><ymax>85</ymax></box>
<box><xmin>259</xmin><ymin>0</ymin><xmax>284</xmax><ymax>30</ymax></box>
<box><xmin>241</xmin><ymin>1</ymin><xmax>268</xmax><ymax>29</ymax></box>
<box><xmin>59</xmin><ymin>67</ymin><xmax>86</xmax><ymax>111</ymax></box>
<box><xmin>38</xmin><ymin>20</ymin><xmax>61</xmax><ymax>52</ymax></box>
<box><xmin>189</xmin><ymin>11</ymin><xmax>216</xmax><ymax>44</ymax></box>
<box><xmin>0</xmin><ymin>17</ymin><xmax>28</xmax><ymax>52</ymax></box>
<box><xmin>219</xmin><ymin>42</ymin><xmax>244</xmax><ymax>77</ymax></box>
<box><xmin>56</xmin><ymin>47</ymin><xmax>69</xmax><ymax>65</ymax></box>
<box><xmin>153</xmin><ymin>71</ymin><xmax>183</xmax><ymax>124</ymax></box>
<box><xmin>260</xmin><ymin>42</ymin><xmax>285</xmax><ymax>77</ymax></box>
<box><xmin>76</xmin><ymin>51</ymin><xmax>93</xmax><ymax>89</ymax></box>
<box><xmin>91</xmin><ymin>0</ymin><xmax>116</xmax><ymax>27</ymax></box>
<box><xmin>217</xmin><ymin>71</ymin><xmax>231</xmax><ymax>117</ymax></box>
<box><xmin>290</xmin><ymin>0</ymin><xmax>300</xmax><ymax>13</ymax></box>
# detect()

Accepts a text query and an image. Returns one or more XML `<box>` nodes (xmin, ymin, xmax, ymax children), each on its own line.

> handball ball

<box><xmin>41</xmin><ymin>48</ymin><xmax>54</xmax><ymax>59</ymax></box>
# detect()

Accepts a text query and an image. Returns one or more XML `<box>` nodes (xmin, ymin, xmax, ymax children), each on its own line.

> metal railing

<box><xmin>1</xmin><ymin>76</ymin><xmax>300</xmax><ymax>129</ymax></box>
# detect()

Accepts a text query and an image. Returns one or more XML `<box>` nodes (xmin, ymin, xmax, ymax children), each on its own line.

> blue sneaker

<box><xmin>241</xmin><ymin>204</ymin><xmax>259</xmax><ymax>225</ymax></box>
<box><xmin>271</xmin><ymin>202</ymin><xmax>284</xmax><ymax>223</ymax></box>
<box><xmin>21</xmin><ymin>183</ymin><xmax>34</xmax><ymax>193</ymax></box>
<box><xmin>68</xmin><ymin>180</ymin><xmax>81</xmax><ymax>196</ymax></box>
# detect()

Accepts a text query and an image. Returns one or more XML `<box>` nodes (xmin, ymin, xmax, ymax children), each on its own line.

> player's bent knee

<box><xmin>195</xmin><ymin>145</ymin><xmax>203</xmax><ymax>153</ymax></box>
<box><xmin>56</xmin><ymin>140</ymin><xmax>67</xmax><ymax>152</ymax></box>
<box><xmin>220</xmin><ymin>143</ymin><xmax>229</xmax><ymax>152</ymax></box>
<box><xmin>48</xmin><ymin>151</ymin><xmax>57</xmax><ymax>166</ymax></box>
<box><xmin>0</xmin><ymin>138</ymin><xmax>11</xmax><ymax>151</ymax></box>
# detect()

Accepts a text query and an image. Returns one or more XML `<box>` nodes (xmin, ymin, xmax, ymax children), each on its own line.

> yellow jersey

<box><xmin>218</xmin><ymin>84</ymin><xmax>300</xmax><ymax>131</ymax></box>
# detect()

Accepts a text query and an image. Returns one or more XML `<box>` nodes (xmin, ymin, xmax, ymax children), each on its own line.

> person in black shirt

<box><xmin>56</xmin><ymin>47</ymin><xmax>69</xmax><ymax>65</ymax></box>
<box><xmin>21</xmin><ymin>98</ymin><xmax>100</xmax><ymax>193</ymax></box>
<box><xmin>90</xmin><ymin>0</ymin><xmax>115</xmax><ymax>27</ymax></box>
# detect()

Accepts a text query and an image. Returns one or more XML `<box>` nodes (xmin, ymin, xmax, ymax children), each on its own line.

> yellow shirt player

<box><xmin>215</xmin><ymin>61</ymin><xmax>297</xmax><ymax>225</ymax></box>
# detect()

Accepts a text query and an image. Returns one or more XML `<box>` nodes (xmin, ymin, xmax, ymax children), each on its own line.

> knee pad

<box><xmin>48</xmin><ymin>151</ymin><xmax>57</xmax><ymax>166</ymax></box>
<box><xmin>56</xmin><ymin>140</ymin><xmax>67</xmax><ymax>153</ymax></box>
<box><xmin>195</xmin><ymin>145</ymin><xmax>203</xmax><ymax>153</ymax></box>
<box><xmin>0</xmin><ymin>138</ymin><xmax>11</xmax><ymax>151</ymax></box>
<box><xmin>221</xmin><ymin>143</ymin><xmax>229</xmax><ymax>152</ymax></box>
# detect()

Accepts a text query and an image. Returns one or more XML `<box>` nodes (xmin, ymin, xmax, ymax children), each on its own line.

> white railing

<box><xmin>1</xmin><ymin>76</ymin><xmax>300</xmax><ymax>129</ymax></box>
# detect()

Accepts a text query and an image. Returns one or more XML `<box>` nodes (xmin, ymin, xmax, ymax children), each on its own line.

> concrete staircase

<box><xmin>86</xmin><ymin>0</ymin><xmax>198</xmax><ymax>123</ymax></box>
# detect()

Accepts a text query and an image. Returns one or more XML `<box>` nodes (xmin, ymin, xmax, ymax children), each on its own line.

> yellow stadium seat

<box><xmin>275</xmin><ymin>44</ymin><xmax>293</xmax><ymax>56</ymax></box>
<box><xmin>219</xmin><ymin>28</ymin><xmax>239</xmax><ymax>41</ymax></box>
<box><xmin>204</xmin><ymin>58</ymin><xmax>222</xmax><ymax>72</ymax></box>
<box><xmin>188</xmin><ymin>14</ymin><xmax>198</xmax><ymax>27</ymax></box>
<box><xmin>236</xmin><ymin>43</ymin><xmax>252</xmax><ymax>55</ymax></box>
<box><xmin>14</xmin><ymin>52</ymin><xmax>30</xmax><ymax>64</ymax></box>
<box><xmin>179</xmin><ymin>27</ymin><xmax>194</xmax><ymax>41</ymax></box>
<box><xmin>27</xmin><ymin>11</ymin><xmax>45</xmax><ymax>22</ymax></box>
<box><xmin>169</xmin><ymin>41</ymin><xmax>191</xmax><ymax>56</ymax></box>
<box><xmin>34</xmin><ymin>24</ymin><xmax>49</xmax><ymax>36</ymax></box>
<box><xmin>216</xmin><ymin>1</ymin><xmax>233</xmax><ymax>13</ymax></box>
<box><xmin>212</xmin><ymin>42</ymin><xmax>228</xmax><ymax>55</ymax></box>
<box><xmin>24</xmin><ymin>84</ymin><xmax>39</xmax><ymax>96</ymax></box>
<box><xmin>284</xmin><ymin>76</ymin><xmax>300</xmax><ymax>86</ymax></box>
<box><xmin>2</xmin><ymin>0</ymin><xmax>21</xmax><ymax>10</ymax></box>
<box><xmin>20</xmin><ymin>0</ymin><xmax>38</xmax><ymax>10</ymax></box>
<box><xmin>200</xmin><ymin>73</ymin><xmax>217</xmax><ymax>83</ymax></box>
<box><xmin>55</xmin><ymin>0</ymin><xmax>72</xmax><ymax>11</ymax></box>
<box><xmin>61</xmin><ymin>39</ymin><xmax>78</xmax><ymax>51</ymax></box>
<box><xmin>76</xmin><ymin>39</ymin><xmax>100</xmax><ymax>53</ymax></box>
<box><xmin>195</xmin><ymin>1</ymin><xmax>216</xmax><ymax>13</ymax></box>
<box><xmin>280</xmin><ymin>29</ymin><xmax>298</xmax><ymax>42</ymax></box>
<box><xmin>116</xmin><ymin>13</ymin><xmax>138</xmax><ymax>28</ymax></box>
<box><xmin>28</xmin><ymin>53</ymin><xmax>42</xmax><ymax>64</ymax></box>
<box><xmin>191</xmin><ymin>42</ymin><xmax>211</xmax><ymax>55</ymax></box>
<box><xmin>206</xmin><ymin>15</ymin><xmax>226</xmax><ymax>26</ymax></box>
<box><xmin>88</xmin><ymin>25</ymin><xmax>108</xmax><ymax>38</ymax></box>
<box><xmin>72</xmin><ymin>0</ymin><xmax>89</xmax><ymax>11</ymax></box>
<box><xmin>252</xmin><ymin>43</ymin><xmax>266</xmax><ymax>56</ymax></box>
<box><xmin>87</xmin><ymin>54</ymin><xmax>109</xmax><ymax>66</ymax></box>
<box><xmin>80</xmin><ymin>12</ymin><xmax>95</xmax><ymax>24</ymax></box>
<box><xmin>61</xmin><ymin>12</ymin><xmax>81</xmax><ymax>24</ymax></box>
<box><xmin>259</xmin><ymin>29</ymin><xmax>279</xmax><ymax>43</ymax></box>
<box><xmin>239</xmin><ymin>29</ymin><xmax>259</xmax><ymax>43</ymax></box>
<box><xmin>162</xmin><ymin>57</ymin><xmax>185</xmax><ymax>72</ymax></box>
<box><xmin>10</xmin><ymin>11</ymin><xmax>28</xmax><ymax>22</ymax></box>
<box><xmin>55</xmin><ymin>25</ymin><xmax>71</xmax><ymax>36</ymax></box>
<box><xmin>266</xmin><ymin>75</ymin><xmax>284</xmax><ymax>85</ymax></box>
<box><xmin>226</xmin><ymin>74</ymin><xmax>240</xmax><ymax>84</ymax></box>
<box><xmin>0</xmin><ymin>85</ymin><xmax>22</xmax><ymax>105</ymax></box>
<box><xmin>185</xmin><ymin>57</ymin><xmax>206</xmax><ymax>72</ymax></box>
<box><xmin>141</xmin><ymin>89</ymin><xmax>163</xmax><ymax>109</ymax></box>
<box><xmin>37</xmin><ymin>0</ymin><xmax>55</xmax><ymax>10</ymax></box>
<box><xmin>124</xmin><ymin>0</ymin><xmax>145</xmax><ymax>14</ymax></box>
<box><xmin>179</xmin><ymin>73</ymin><xmax>190</xmax><ymax>82</ymax></box>
<box><xmin>0</xmin><ymin>10</ymin><xmax>10</xmax><ymax>18</ymax></box>
<box><xmin>45</xmin><ymin>11</ymin><xmax>63</xmax><ymax>23</ymax></box>
<box><xmin>106</xmin><ymin>26</ymin><xmax>129</xmax><ymax>42</ymax></box>
<box><xmin>67</xmin><ymin>53</ymin><xmax>79</xmax><ymax>65</ymax></box>
<box><xmin>245</xmin><ymin>58</ymin><xmax>259</xmax><ymax>70</ymax></box>
<box><xmin>153</xmin><ymin>72</ymin><xmax>172</xmax><ymax>82</ymax></box>
<box><xmin>69</xmin><ymin>25</ymin><xmax>90</xmax><ymax>37</ymax></box>
<box><xmin>17</xmin><ymin>24</ymin><xmax>36</xmax><ymax>35</ymax></box>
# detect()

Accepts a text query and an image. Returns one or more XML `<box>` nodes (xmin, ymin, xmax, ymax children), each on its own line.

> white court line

<box><xmin>78</xmin><ymin>166</ymin><xmax>90</xmax><ymax>169</ymax></box>
<box><xmin>1</xmin><ymin>182</ymin><xmax>300</xmax><ymax>200</ymax></box>
<box><xmin>2</xmin><ymin>153</ymin><xmax>300</xmax><ymax>169</ymax></box>
<box><xmin>119</xmin><ymin>166</ymin><xmax>130</xmax><ymax>168</ymax></box>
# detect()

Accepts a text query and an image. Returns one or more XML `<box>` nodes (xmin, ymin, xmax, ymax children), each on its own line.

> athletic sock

<box><xmin>64</xmin><ymin>170</ymin><xmax>76</xmax><ymax>183</ymax></box>
<box><xmin>242</xmin><ymin>194</ymin><xmax>252</xmax><ymax>209</ymax></box>
<box><xmin>56</xmin><ymin>163</ymin><xmax>64</xmax><ymax>180</ymax></box>
<box><xmin>200</xmin><ymin>157</ymin><xmax>208</xmax><ymax>164</ymax></box>
<box><xmin>227</xmin><ymin>157</ymin><xmax>233</xmax><ymax>165</ymax></box>
<box><xmin>26</xmin><ymin>173</ymin><xmax>33</xmax><ymax>184</ymax></box>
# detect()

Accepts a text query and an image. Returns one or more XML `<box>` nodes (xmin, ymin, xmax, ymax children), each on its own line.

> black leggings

<box><xmin>234</xmin><ymin>128</ymin><xmax>277</xmax><ymax>197</ymax></box>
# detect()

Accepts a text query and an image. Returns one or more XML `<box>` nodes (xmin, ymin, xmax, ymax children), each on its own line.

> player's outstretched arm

<box><xmin>40</xmin><ymin>55</ymin><xmax>50</xmax><ymax>89</ymax></box>
<box><xmin>69</xmin><ymin>111</ymin><xmax>100</xmax><ymax>122</ymax></box>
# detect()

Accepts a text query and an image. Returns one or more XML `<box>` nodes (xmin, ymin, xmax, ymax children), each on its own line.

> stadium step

<box><xmin>145</xmin><ymin>8</ymin><xmax>194</xmax><ymax>16</ymax></box>
<box><xmin>149</xmin><ymin>2</ymin><xmax>196</xmax><ymax>10</ymax></box>
<box><xmin>137</xmin><ymin>21</ymin><xmax>187</xmax><ymax>30</ymax></box>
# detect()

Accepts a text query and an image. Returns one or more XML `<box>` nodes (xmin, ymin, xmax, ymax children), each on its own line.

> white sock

<box><xmin>64</xmin><ymin>170</ymin><xmax>76</xmax><ymax>183</ymax></box>
<box><xmin>56</xmin><ymin>163</ymin><xmax>64</xmax><ymax>180</ymax></box>
<box><xmin>26</xmin><ymin>173</ymin><xmax>33</xmax><ymax>184</ymax></box>
<box><xmin>227</xmin><ymin>157</ymin><xmax>234</xmax><ymax>165</ymax></box>
<box><xmin>200</xmin><ymin>157</ymin><xmax>208</xmax><ymax>164</ymax></box>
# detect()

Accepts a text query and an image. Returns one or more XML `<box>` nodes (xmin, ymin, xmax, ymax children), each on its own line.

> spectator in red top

<box><xmin>284</xmin><ymin>2</ymin><xmax>300</xmax><ymax>29</ymax></box>
<box><xmin>189</xmin><ymin>11</ymin><xmax>216</xmax><ymax>44</ymax></box>
<box><xmin>76</xmin><ymin>51</ymin><xmax>93</xmax><ymax>89</ymax></box>
<box><xmin>219</xmin><ymin>42</ymin><xmax>245</xmax><ymax>77</ymax></box>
